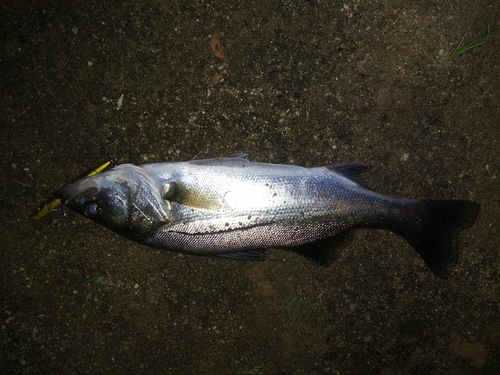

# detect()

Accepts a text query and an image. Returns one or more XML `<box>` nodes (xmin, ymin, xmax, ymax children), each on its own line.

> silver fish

<box><xmin>55</xmin><ymin>154</ymin><xmax>480</xmax><ymax>278</ymax></box>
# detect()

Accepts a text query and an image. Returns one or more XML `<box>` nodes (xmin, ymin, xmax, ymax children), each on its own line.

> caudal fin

<box><xmin>401</xmin><ymin>200</ymin><xmax>480</xmax><ymax>278</ymax></box>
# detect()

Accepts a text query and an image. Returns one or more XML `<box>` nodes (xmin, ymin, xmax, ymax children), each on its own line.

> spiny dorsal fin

<box><xmin>188</xmin><ymin>154</ymin><xmax>250</xmax><ymax>167</ymax></box>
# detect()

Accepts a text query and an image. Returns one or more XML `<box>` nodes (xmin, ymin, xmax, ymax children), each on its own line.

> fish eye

<box><xmin>85</xmin><ymin>202</ymin><xmax>102</xmax><ymax>217</ymax></box>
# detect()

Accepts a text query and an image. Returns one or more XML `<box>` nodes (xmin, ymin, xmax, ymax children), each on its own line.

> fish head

<box><xmin>55</xmin><ymin>164</ymin><xmax>171</xmax><ymax>240</ymax></box>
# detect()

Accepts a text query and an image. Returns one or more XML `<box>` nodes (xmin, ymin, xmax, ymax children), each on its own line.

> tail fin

<box><xmin>400</xmin><ymin>200</ymin><xmax>480</xmax><ymax>278</ymax></box>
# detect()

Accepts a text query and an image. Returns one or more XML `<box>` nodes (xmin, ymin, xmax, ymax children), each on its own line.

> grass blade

<box><xmin>79</xmin><ymin>272</ymin><xmax>105</xmax><ymax>286</ymax></box>
<box><xmin>279</xmin><ymin>296</ymin><xmax>300</xmax><ymax>314</ymax></box>
<box><xmin>448</xmin><ymin>27</ymin><xmax>499</xmax><ymax>60</ymax></box>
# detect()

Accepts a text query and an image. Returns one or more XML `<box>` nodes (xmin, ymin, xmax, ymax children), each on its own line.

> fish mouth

<box><xmin>53</xmin><ymin>187</ymin><xmax>65</xmax><ymax>200</ymax></box>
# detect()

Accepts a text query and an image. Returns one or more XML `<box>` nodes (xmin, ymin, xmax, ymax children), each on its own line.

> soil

<box><xmin>1</xmin><ymin>1</ymin><xmax>499</xmax><ymax>374</ymax></box>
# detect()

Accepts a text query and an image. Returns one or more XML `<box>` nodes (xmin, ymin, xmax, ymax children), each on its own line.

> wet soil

<box><xmin>1</xmin><ymin>1</ymin><xmax>499</xmax><ymax>374</ymax></box>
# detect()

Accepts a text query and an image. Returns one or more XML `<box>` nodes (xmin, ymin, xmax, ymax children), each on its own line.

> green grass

<box><xmin>0</xmin><ymin>179</ymin><xmax>35</xmax><ymax>201</ymax></box>
<box><xmin>79</xmin><ymin>272</ymin><xmax>105</xmax><ymax>286</ymax></box>
<box><xmin>277</xmin><ymin>272</ymin><xmax>324</xmax><ymax>326</ymax></box>
<box><xmin>0</xmin><ymin>177</ymin><xmax>36</xmax><ymax>216</ymax></box>
<box><xmin>232</xmin><ymin>365</ymin><xmax>269</xmax><ymax>375</ymax></box>
<box><xmin>448</xmin><ymin>27</ymin><xmax>499</xmax><ymax>60</ymax></box>
<box><xmin>280</xmin><ymin>295</ymin><xmax>319</xmax><ymax>326</ymax></box>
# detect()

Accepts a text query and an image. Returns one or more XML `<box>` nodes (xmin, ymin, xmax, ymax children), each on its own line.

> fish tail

<box><xmin>397</xmin><ymin>199</ymin><xmax>480</xmax><ymax>278</ymax></box>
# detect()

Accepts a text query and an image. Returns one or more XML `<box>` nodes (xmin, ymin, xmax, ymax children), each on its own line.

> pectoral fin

<box><xmin>161</xmin><ymin>181</ymin><xmax>228</xmax><ymax>211</ymax></box>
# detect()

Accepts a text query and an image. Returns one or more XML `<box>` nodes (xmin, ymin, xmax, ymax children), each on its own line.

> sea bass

<box><xmin>55</xmin><ymin>155</ymin><xmax>480</xmax><ymax>278</ymax></box>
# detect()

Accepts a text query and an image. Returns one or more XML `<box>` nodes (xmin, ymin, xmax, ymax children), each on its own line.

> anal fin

<box><xmin>288</xmin><ymin>231</ymin><xmax>354</xmax><ymax>266</ymax></box>
<box><xmin>212</xmin><ymin>249</ymin><xmax>266</xmax><ymax>261</ymax></box>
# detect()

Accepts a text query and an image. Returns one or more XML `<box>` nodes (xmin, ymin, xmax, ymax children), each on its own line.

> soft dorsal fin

<box><xmin>326</xmin><ymin>163</ymin><xmax>371</xmax><ymax>188</ymax></box>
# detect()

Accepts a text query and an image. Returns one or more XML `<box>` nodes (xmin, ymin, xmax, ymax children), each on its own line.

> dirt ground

<box><xmin>1</xmin><ymin>1</ymin><xmax>499</xmax><ymax>374</ymax></box>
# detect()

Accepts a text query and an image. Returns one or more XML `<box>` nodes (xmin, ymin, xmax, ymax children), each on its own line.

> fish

<box><xmin>54</xmin><ymin>154</ymin><xmax>480</xmax><ymax>278</ymax></box>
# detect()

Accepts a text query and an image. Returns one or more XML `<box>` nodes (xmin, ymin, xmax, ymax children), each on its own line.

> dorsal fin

<box><xmin>326</xmin><ymin>163</ymin><xmax>371</xmax><ymax>188</ymax></box>
<box><xmin>188</xmin><ymin>154</ymin><xmax>250</xmax><ymax>167</ymax></box>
